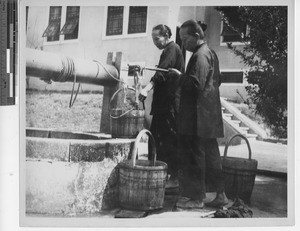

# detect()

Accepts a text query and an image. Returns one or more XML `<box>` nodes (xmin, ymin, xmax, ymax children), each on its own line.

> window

<box><xmin>106</xmin><ymin>6</ymin><xmax>124</xmax><ymax>36</ymax></box>
<box><xmin>221</xmin><ymin>21</ymin><xmax>248</xmax><ymax>43</ymax></box>
<box><xmin>221</xmin><ymin>71</ymin><xmax>244</xmax><ymax>83</ymax></box>
<box><xmin>42</xmin><ymin>6</ymin><xmax>62</xmax><ymax>42</ymax></box>
<box><xmin>128</xmin><ymin>7</ymin><xmax>147</xmax><ymax>34</ymax></box>
<box><xmin>60</xmin><ymin>6</ymin><xmax>80</xmax><ymax>40</ymax></box>
<box><xmin>105</xmin><ymin>6</ymin><xmax>148</xmax><ymax>38</ymax></box>
<box><xmin>43</xmin><ymin>6</ymin><xmax>80</xmax><ymax>43</ymax></box>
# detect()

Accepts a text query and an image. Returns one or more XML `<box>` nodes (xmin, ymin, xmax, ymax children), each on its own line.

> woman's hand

<box><xmin>138</xmin><ymin>88</ymin><xmax>148</xmax><ymax>102</ymax></box>
<box><xmin>168</xmin><ymin>68</ymin><xmax>182</xmax><ymax>76</ymax></box>
<box><xmin>138</xmin><ymin>81</ymin><xmax>154</xmax><ymax>102</ymax></box>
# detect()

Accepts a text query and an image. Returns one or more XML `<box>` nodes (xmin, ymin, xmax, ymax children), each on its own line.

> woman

<box><xmin>169</xmin><ymin>20</ymin><xmax>228</xmax><ymax>209</ymax></box>
<box><xmin>139</xmin><ymin>24</ymin><xmax>185</xmax><ymax>186</ymax></box>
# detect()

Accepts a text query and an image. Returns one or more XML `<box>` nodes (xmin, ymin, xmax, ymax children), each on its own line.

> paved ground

<box><xmin>115</xmin><ymin>140</ymin><xmax>289</xmax><ymax>218</ymax></box>
<box><xmin>145</xmin><ymin>173</ymin><xmax>287</xmax><ymax>219</ymax></box>
<box><xmin>27</xmin><ymin>174</ymin><xmax>287</xmax><ymax>220</ymax></box>
<box><xmin>218</xmin><ymin>140</ymin><xmax>287</xmax><ymax>174</ymax></box>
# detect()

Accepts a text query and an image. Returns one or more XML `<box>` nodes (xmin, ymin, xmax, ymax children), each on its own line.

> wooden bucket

<box><xmin>118</xmin><ymin>129</ymin><xmax>168</xmax><ymax>211</ymax></box>
<box><xmin>222</xmin><ymin>134</ymin><xmax>258</xmax><ymax>203</ymax></box>
<box><xmin>110</xmin><ymin>87</ymin><xmax>145</xmax><ymax>138</ymax></box>
<box><xmin>111</xmin><ymin>109</ymin><xmax>145</xmax><ymax>138</ymax></box>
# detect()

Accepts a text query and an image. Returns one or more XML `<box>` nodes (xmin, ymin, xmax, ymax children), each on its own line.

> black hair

<box><xmin>197</xmin><ymin>21</ymin><xmax>207</xmax><ymax>32</ymax></box>
<box><xmin>180</xmin><ymin>20</ymin><xmax>205</xmax><ymax>39</ymax></box>
<box><xmin>152</xmin><ymin>24</ymin><xmax>172</xmax><ymax>38</ymax></box>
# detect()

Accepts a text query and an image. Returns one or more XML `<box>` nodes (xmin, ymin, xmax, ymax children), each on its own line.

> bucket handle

<box><xmin>109</xmin><ymin>87</ymin><xmax>136</xmax><ymax>119</ymax></box>
<box><xmin>130</xmin><ymin>129</ymin><xmax>157</xmax><ymax>167</ymax></box>
<box><xmin>223</xmin><ymin>134</ymin><xmax>252</xmax><ymax>160</ymax></box>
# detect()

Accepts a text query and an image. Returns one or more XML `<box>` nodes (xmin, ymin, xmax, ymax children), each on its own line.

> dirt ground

<box><xmin>26</xmin><ymin>91</ymin><xmax>103</xmax><ymax>132</ymax></box>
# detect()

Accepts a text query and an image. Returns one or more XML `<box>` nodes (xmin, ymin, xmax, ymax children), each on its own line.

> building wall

<box><xmin>26</xmin><ymin>5</ymin><xmax>249</xmax><ymax>103</ymax></box>
<box><xmin>204</xmin><ymin>7</ymin><xmax>249</xmax><ymax>102</ymax></box>
<box><xmin>26</xmin><ymin>6</ymin><xmax>48</xmax><ymax>50</ymax></box>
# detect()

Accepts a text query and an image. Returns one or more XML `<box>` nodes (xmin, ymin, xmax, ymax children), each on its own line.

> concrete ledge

<box><xmin>69</xmin><ymin>140</ymin><xmax>133</xmax><ymax>162</ymax></box>
<box><xmin>262</xmin><ymin>138</ymin><xmax>287</xmax><ymax>145</ymax></box>
<box><xmin>26</xmin><ymin>137</ymin><xmax>70</xmax><ymax>161</ymax></box>
<box><xmin>26</xmin><ymin>136</ymin><xmax>134</xmax><ymax>162</ymax></box>
<box><xmin>70</xmin><ymin>142</ymin><xmax>107</xmax><ymax>162</ymax></box>
<box><xmin>50</xmin><ymin>131</ymin><xmax>101</xmax><ymax>140</ymax></box>
<box><xmin>256</xmin><ymin>169</ymin><xmax>287</xmax><ymax>179</ymax></box>
<box><xmin>26</xmin><ymin>128</ymin><xmax>50</xmax><ymax>138</ymax></box>
<box><xmin>104</xmin><ymin>140</ymin><xmax>134</xmax><ymax>160</ymax></box>
<box><xmin>26</xmin><ymin>127</ymin><xmax>111</xmax><ymax>140</ymax></box>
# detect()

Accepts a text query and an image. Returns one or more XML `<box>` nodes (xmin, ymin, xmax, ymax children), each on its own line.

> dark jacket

<box><xmin>178</xmin><ymin>43</ymin><xmax>224</xmax><ymax>138</ymax></box>
<box><xmin>150</xmin><ymin>41</ymin><xmax>185</xmax><ymax>115</ymax></box>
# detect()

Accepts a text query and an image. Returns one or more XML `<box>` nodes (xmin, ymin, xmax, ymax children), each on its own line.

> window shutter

<box><xmin>60</xmin><ymin>18</ymin><xmax>79</xmax><ymax>35</ymax></box>
<box><xmin>42</xmin><ymin>6</ymin><xmax>62</xmax><ymax>42</ymax></box>
<box><xmin>60</xmin><ymin>6</ymin><xmax>80</xmax><ymax>40</ymax></box>
<box><xmin>42</xmin><ymin>22</ymin><xmax>60</xmax><ymax>37</ymax></box>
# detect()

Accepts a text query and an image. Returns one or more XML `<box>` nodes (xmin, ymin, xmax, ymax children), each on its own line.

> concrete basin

<box><xmin>26</xmin><ymin>128</ymin><xmax>135</xmax><ymax>215</ymax></box>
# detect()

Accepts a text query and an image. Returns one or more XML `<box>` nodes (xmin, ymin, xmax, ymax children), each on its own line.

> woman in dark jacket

<box><xmin>169</xmin><ymin>20</ymin><xmax>228</xmax><ymax>209</ymax></box>
<box><xmin>139</xmin><ymin>24</ymin><xmax>185</xmax><ymax>186</ymax></box>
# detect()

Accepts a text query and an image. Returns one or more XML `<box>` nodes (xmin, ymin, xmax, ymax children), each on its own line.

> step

<box><xmin>220</xmin><ymin>98</ymin><xmax>268</xmax><ymax>139</ymax></box>
<box><xmin>240</xmin><ymin>127</ymin><xmax>250</xmax><ymax>132</ymax></box>
<box><xmin>231</xmin><ymin>120</ymin><xmax>241</xmax><ymax>126</ymax></box>
<box><xmin>246</xmin><ymin>133</ymin><xmax>258</xmax><ymax>140</ymax></box>
<box><xmin>223</xmin><ymin>113</ymin><xmax>233</xmax><ymax>118</ymax></box>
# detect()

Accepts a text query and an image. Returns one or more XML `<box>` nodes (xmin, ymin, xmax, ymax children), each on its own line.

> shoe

<box><xmin>205</xmin><ymin>198</ymin><xmax>229</xmax><ymax>208</ymax></box>
<box><xmin>177</xmin><ymin>196</ymin><xmax>190</xmax><ymax>203</ymax></box>
<box><xmin>176</xmin><ymin>198</ymin><xmax>204</xmax><ymax>209</ymax></box>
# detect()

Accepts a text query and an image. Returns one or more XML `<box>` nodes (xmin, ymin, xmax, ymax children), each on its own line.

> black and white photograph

<box><xmin>0</xmin><ymin>0</ymin><xmax>296</xmax><ymax>229</ymax></box>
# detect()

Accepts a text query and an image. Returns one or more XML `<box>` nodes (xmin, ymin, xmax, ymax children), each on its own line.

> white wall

<box><xmin>26</xmin><ymin>5</ymin><xmax>250</xmax><ymax>104</ymax></box>
<box><xmin>26</xmin><ymin>6</ymin><xmax>47</xmax><ymax>50</ymax></box>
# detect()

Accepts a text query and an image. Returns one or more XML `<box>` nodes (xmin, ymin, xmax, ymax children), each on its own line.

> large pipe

<box><xmin>26</xmin><ymin>48</ymin><xmax>119</xmax><ymax>86</ymax></box>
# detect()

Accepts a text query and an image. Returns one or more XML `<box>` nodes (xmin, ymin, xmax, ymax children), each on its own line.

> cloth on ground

<box><xmin>213</xmin><ymin>198</ymin><xmax>253</xmax><ymax>218</ymax></box>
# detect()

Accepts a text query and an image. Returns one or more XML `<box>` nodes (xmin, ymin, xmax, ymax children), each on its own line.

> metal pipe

<box><xmin>26</xmin><ymin>48</ymin><xmax>119</xmax><ymax>86</ymax></box>
<box><xmin>124</xmin><ymin>65</ymin><xmax>169</xmax><ymax>74</ymax></box>
<box><xmin>144</xmin><ymin>66</ymin><xmax>169</xmax><ymax>73</ymax></box>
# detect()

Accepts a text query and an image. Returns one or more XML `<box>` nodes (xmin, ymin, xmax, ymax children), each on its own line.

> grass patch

<box><xmin>26</xmin><ymin>91</ymin><xmax>103</xmax><ymax>132</ymax></box>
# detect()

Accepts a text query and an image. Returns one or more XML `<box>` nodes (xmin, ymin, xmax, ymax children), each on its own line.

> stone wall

<box><xmin>26</xmin><ymin>134</ymin><xmax>135</xmax><ymax>215</ymax></box>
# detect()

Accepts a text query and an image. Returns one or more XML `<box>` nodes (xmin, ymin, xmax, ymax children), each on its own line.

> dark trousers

<box><xmin>150</xmin><ymin>113</ymin><xmax>178</xmax><ymax>177</ymax></box>
<box><xmin>178</xmin><ymin>134</ymin><xmax>225</xmax><ymax>201</ymax></box>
